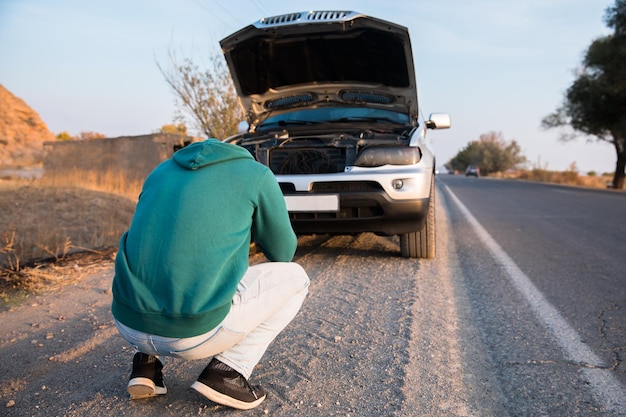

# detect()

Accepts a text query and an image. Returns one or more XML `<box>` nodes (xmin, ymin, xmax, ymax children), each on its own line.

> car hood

<box><xmin>220</xmin><ymin>11</ymin><xmax>419</xmax><ymax>128</ymax></box>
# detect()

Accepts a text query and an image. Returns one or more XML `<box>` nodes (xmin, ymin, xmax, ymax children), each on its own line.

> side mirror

<box><xmin>425</xmin><ymin>113</ymin><xmax>451</xmax><ymax>130</ymax></box>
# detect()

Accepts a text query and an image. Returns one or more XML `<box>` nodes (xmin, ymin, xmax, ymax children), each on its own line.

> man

<box><xmin>111</xmin><ymin>139</ymin><xmax>310</xmax><ymax>410</ymax></box>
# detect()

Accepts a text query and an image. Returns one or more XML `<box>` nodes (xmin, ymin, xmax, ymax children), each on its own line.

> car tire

<box><xmin>399</xmin><ymin>177</ymin><xmax>435</xmax><ymax>258</ymax></box>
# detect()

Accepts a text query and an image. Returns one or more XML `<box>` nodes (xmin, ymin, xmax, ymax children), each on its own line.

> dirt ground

<box><xmin>0</xmin><ymin>238</ymin><xmax>415</xmax><ymax>416</ymax></box>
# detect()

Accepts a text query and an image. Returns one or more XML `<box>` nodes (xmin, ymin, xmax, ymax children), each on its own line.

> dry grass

<box><xmin>40</xmin><ymin>169</ymin><xmax>144</xmax><ymax>202</ymax></box>
<box><xmin>0</xmin><ymin>173</ymin><xmax>140</xmax><ymax>305</ymax></box>
<box><xmin>502</xmin><ymin>169</ymin><xmax>615</xmax><ymax>189</ymax></box>
<box><xmin>0</xmin><ymin>248</ymin><xmax>118</xmax><ymax>308</ymax></box>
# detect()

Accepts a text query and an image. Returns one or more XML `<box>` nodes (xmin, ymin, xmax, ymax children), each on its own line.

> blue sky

<box><xmin>0</xmin><ymin>0</ymin><xmax>617</xmax><ymax>173</ymax></box>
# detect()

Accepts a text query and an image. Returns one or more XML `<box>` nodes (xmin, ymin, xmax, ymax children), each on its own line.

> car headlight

<box><xmin>354</xmin><ymin>146</ymin><xmax>421</xmax><ymax>167</ymax></box>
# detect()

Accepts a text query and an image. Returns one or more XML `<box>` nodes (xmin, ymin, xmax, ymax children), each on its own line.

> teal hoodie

<box><xmin>111</xmin><ymin>139</ymin><xmax>297</xmax><ymax>338</ymax></box>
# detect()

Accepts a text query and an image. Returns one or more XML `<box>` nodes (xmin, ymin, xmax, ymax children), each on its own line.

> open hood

<box><xmin>220</xmin><ymin>11</ymin><xmax>419</xmax><ymax>127</ymax></box>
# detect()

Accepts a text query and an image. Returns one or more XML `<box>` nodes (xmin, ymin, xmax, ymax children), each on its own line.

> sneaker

<box><xmin>191</xmin><ymin>358</ymin><xmax>266</xmax><ymax>410</ymax></box>
<box><xmin>127</xmin><ymin>352</ymin><xmax>167</xmax><ymax>399</ymax></box>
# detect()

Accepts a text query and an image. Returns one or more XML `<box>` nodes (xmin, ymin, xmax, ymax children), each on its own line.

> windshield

<box><xmin>258</xmin><ymin>107</ymin><xmax>410</xmax><ymax>129</ymax></box>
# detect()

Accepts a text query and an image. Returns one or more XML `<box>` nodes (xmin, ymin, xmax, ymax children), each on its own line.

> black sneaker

<box><xmin>191</xmin><ymin>358</ymin><xmax>266</xmax><ymax>410</ymax></box>
<box><xmin>127</xmin><ymin>352</ymin><xmax>167</xmax><ymax>399</ymax></box>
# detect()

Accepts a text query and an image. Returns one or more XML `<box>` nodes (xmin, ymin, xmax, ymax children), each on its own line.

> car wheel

<box><xmin>399</xmin><ymin>177</ymin><xmax>435</xmax><ymax>258</ymax></box>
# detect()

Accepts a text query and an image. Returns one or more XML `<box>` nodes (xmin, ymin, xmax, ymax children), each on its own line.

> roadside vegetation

<box><xmin>493</xmin><ymin>166</ymin><xmax>615</xmax><ymax>189</ymax></box>
<box><xmin>542</xmin><ymin>0</ymin><xmax>626</xmax><ymax>189</ymax></box>
<box><xmin>157</xmin><ymin>51</ymin><xmax>243</xmax><ymax>138</ymax></box>
<box><xmin>444</xmin><ymin>131</ymin><xmax>615</xmax><ymax>188</ymax></box>
<box><xmin>0</xmin><ymin>175</ymin><xmax>140</xmax><ymax>306</ymax></box>
<box><xmin>446</xmin><ymin>131</ymin><xmax>526</xmax><ymax>176</ymax></box>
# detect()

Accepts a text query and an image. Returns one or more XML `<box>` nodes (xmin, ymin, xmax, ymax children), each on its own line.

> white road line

<box><xmin>443</xmin><ymin>184</ymin><xmax>626</xmax><ymax>414</ymax></box>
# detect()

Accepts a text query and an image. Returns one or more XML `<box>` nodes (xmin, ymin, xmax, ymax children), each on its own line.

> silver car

<box><xmin>221</xmin><ymin>11</ymin><xmax>450</xmax><ymax>258</ymax></box>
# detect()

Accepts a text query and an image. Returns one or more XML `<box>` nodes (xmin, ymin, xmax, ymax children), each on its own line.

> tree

<box><xmin>55</xmin><ymin>131</ymin><xmax>72</xmax><ymax>141</ymax></box>
<box><xmin>157</xmin><ymin>51</ymin><xmax>244</xmax><ymax>139</ymax></box>
<box><xmin>77</xmin><ymin>131</ymin><xmax>106</xmax><ymax>140</ymax></box>
<box><xmin>542</xmin><ymin>0</ymin><xmax>626</xmax><ymax>189</ymax></box>
<box><xmin>446</xmin><ymin>131</ymin><xmax>526</xmax><ymax>175</ymax></box>
<box><xmin>159</xmin><ymin>123</ymin><xmax>188</xmax><ymax>135</ymax></box>
<box><xmin>54</xmin><ymin>131</ymin><xmax>106</xmax><ymax>140</ymax></box>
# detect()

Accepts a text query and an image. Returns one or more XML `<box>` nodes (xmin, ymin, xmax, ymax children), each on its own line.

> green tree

<box><xmin>542</xmin><ymin>0</ymin><xmax>626</xmax><ymax>189</ymax></box>
<box><xmin>447</xmin><ymin>131</ymin><xmax>526</xmax><ymax>175</ymax></box>
<box><xmin>157</xmin><ymin>51</ymin><xmax>243</xmax><ymax>139</ymax></box>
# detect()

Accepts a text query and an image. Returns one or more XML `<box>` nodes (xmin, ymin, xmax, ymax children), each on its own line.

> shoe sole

<box><xmin>190</xmin><ymin>380</ymin><xmax>265</xmax><ymax>410</ymax></box>
<box><xmin>128</xmin><ymin>377</ymin><xmax>167</xmax><ymax>400</ymax></box>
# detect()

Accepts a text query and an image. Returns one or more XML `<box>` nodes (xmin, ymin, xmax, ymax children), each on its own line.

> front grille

<box><xmin>270</xmin><ymin>148</ymin><xmax>346</xmax><ymax>174</ymax></box>
<box><xmin>311</xmin><ymin>181</ymin><xmax>383</xmax><ymax>193</ymax></box>
<box><xmin>279</xmin><ymin>183</ymin><xmax>296</xmax><ymax>193</ymax></box>
<box><xmin>280</xmin><ymin>181</ymin><xmax>382</xmax><ymax>194</ymax></box>
<box><xmin>290</xmin><ymin>206</ymin><xmax>383</xmax><ymax>220</ymax></box>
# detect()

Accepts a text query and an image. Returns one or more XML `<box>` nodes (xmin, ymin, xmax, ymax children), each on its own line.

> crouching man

<box><xmin>111</xmin><ymin>139</ymin><xmax>310</xmax><ymax>410</ymax></box>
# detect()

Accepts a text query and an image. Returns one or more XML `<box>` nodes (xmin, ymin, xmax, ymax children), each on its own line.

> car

<box><xmin>465</xmin><ymin>165</ymin><xmax>480</xmax><ymax>177</ymax></box>
<box><xmin>220</xmin><ymin>10</ymin><xmax>450</xmax><ymax>258</ymax></box>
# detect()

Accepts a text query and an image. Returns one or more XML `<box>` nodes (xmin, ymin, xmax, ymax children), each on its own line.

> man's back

<box><xmin>112</xmin><ymin>139</ymin><xmax>297</xmax><ymax>338</ymax></box>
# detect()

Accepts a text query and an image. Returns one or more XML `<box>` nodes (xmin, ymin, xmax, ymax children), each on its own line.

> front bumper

<box><xmin>284</xmin><ymin>189</ymin><xmax>429</xmax><ymax>236</ymax></box>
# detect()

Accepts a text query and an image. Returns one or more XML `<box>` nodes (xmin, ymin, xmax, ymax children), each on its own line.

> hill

<box><xmin>0</xmin><ymin>84</ymin><xmax>55</xmax><ymax>167</ymax></box>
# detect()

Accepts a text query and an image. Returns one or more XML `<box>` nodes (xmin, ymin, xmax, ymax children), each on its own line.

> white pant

<box><xmin>115</xmin><ymin>262</ymin><xmax>310</xmax><ymax>379</ymax></box>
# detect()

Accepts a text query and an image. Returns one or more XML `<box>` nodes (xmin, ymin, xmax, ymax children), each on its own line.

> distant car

<box><xmin>465</xmin><ymin>165</ymin><xmax>480</xmax><ymax>177</ymax></box>
<box><xmin>220</xmin><ymin>11</ymin><xmax>450</xmax><ymax>258</ymax></box>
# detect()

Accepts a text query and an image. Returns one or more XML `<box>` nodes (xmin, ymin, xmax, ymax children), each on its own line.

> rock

<box><xmin>0</xmin><ymin>84</ymin><xmax>55</xmax><ymax>167</ymax></box>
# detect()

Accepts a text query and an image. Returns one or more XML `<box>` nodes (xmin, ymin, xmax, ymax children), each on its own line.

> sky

<box><xmin>0</xmin><ymin>0</ymin><xmax>618</xmax><ymax>173</ymax></box>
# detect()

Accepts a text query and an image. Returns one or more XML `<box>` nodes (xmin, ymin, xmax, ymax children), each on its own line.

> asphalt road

<box><xmin>1</xmin><ymin>176</ymin><xmax>625</xmax><ymax>416</ymax></box>
<box><xmin>437</xmin><ymin>174</ymin><xmax>626</xmax><ymax>416</ymax></box>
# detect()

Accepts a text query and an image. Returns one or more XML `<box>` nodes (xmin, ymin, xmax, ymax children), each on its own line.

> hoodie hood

<box><xmin>173</xmin><ymin>139</ymin><xmax>253</xmax><ymax>170</ymax></box>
